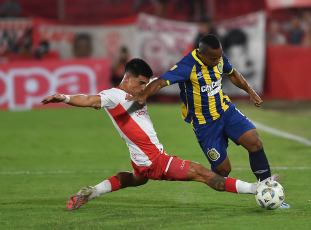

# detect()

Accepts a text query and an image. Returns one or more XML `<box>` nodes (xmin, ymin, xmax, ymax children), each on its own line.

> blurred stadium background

<box><xmin>0</xmin><ymin>0</ymin><xmax>311</xmax><ymax>111</ymax></box>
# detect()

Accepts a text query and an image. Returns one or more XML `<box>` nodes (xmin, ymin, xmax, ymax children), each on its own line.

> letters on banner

<box><xmin>0</xmin><ymin>58</ymin><xmax>111</xmax><ymax>110</ymax></box>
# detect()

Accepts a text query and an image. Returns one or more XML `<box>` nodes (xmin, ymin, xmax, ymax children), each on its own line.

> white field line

<box><xmin>234</xmin><ymin>166</ymin><xmax>311</xmax><ymax>171</ymax></box>
<box><xmin>253</xmin><ymin>121</ymin><xmax>311</xmax><ymax>147</ymax></box>
<box><xmin>0</xmin><ymin>167</ymin><xmax>310</xmax><ymax>175</ymax></box>
<box><xmin>0</xmin><ymin>170</ymin><xmax>112</xmax><ymax>175</ymax></box>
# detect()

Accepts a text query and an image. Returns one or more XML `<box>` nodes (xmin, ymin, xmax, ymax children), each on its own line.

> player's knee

<box><xmin>251</xmin><ymin>138</ymin><xmax>263</xmax><ymax>151</ymax></box>
<box><xmin>213</xmin><ymin>159</ymin><xmax>231</xmax><ymax>177</ymax></box>
<box><xmin>240</xmin><ymin>129</ymin><xmax>263</xmax><ymax>152</ymax></box>
<box><xmin>218</xmin><ymin>169</ymin><xmax>231</xmax><ymax>177</ymax></box>
<box><xmin>138</xmin><ymin>177</ymin><xmax>148</xmax><ymax>186</ymax></box>
<box><xmin>115</xmin><ymin>171</ymin><xmax>132</xmax><ymax>188</ymax></box>
<box><xmin>214</xmin><ymin>167</ymin><xmax>231</xmax><ymax>177</ymax></box>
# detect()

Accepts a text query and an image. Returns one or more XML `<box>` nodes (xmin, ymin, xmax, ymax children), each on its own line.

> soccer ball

<box><xmin>255</xmin><ymin>181</ymin><xmax>285</xmax><ymax>210</ymax></box>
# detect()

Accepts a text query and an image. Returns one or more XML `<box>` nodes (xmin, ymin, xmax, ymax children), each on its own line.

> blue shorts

<box><xmin>194</xmin><ymin>105</ymin><xmax>255</xmax><ymax>169</ymax></box>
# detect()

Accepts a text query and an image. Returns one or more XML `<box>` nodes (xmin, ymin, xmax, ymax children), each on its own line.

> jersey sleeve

<box><xmin>222</xmin><ymin>52</ymin><xmax>234</xmax><ymax>74</ymax></box>
<box><xmin>161</xmin><ymin>63</ymin><xmax>191</xmax><ymax>85</ymax></box>
<box><xmin>97</xmin><ymin>89</ymin><xmax>120</xmax><ymax>109</ymax></box>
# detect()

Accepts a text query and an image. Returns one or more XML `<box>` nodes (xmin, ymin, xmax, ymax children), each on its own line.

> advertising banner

<box><xmin>0</xmin><ymin>58</ymin><xmax>111</xmax><ymax>110</ymax></box>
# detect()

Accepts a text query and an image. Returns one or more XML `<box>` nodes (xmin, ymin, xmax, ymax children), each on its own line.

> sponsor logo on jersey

<box><xmin>131</xmin><ymin>152</ymin><xmax>137</xmax><ymax>159</ymax></box>
<box><xmin>135</xmin><ymin>107</ymin><xmax>148</xmax><ymax>116</ymax></box>
<box><xmin>200</xmin><ymin>78</ymin><xmax>222</xmax><ymax>96</ymax></box>
<box><xmin>207</xmin><ymin>148</ymin><xmax>220</xmax><ymax>161</ymax></box>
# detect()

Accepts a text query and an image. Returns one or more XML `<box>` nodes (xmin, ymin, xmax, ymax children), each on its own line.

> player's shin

<box><xmin>248</xmin><ymin>148</ymin><xmax>271</xmax><ymax>181</ymax></box>
<box><xmin>224</xmin><ymin>177</ymin><xmax>257</xmax><ymax>194</ymax></box>
<box><xmin>88</xmin><ymin>176</ymin><xmax>121</xmax><ymax>200</ymax></box>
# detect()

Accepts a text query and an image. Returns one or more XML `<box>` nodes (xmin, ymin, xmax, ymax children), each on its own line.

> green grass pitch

<box><xmin>0</xmin><ymin>102</ymin><xmax>310</xmax><ymax>229</ymax></box>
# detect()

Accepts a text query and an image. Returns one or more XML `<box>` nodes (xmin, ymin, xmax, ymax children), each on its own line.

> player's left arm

<box><xmin>226</xmin><ymin>69</ymin><xmax>263</xmax><ymax>107</ymax></box>
<box><xmin>42</xmin><ymin>94</ymin><xmax>102</xmax><ymax>109</ymax></box>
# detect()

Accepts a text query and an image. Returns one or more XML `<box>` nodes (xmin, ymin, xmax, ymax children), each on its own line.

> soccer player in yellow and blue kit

<box><xmin>128</xmin><ymin>34</ymin><xmax>289</xmax><ymax>209</ymax></box>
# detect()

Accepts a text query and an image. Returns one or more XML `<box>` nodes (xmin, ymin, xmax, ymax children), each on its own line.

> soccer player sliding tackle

<box><xmin>127</xmin><ymin>34</ymin><xmax>289</xmax><ymax>209</ymax></box>
<box><xmin>42</xmin><ymin>58</ymin><xmax>275</xmax><ymax>210</ymax></box>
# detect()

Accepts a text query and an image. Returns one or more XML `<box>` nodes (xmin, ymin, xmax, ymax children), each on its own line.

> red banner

<box><xmin>265</xmin><ymin>46</ymin><xmax>311</xmax><ymax>100</ymax></box>
<box><xmin>0</xmin><ymin>58</ymin><xmax>111</xmax><ymax>110</ymax></box>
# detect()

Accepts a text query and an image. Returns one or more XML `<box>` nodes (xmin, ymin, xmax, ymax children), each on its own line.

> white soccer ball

<box><xmin>255</xmin><ymin>181</ymin><xmax>285</xmax><ymax>210</ymax></box>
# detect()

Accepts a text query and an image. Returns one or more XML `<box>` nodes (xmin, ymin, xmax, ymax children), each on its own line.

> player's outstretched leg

<box><xmin>66</xmin><ymin>171</ymin><xmax>148</xmax><ymax>210</ymax></box>
<box><xmin>187</xmin><ymin>162</ymin><xmax>258</xmax><ymax>194</ymax></box>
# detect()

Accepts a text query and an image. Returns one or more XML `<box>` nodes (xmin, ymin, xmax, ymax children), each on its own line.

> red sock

<box><xmin>224</xmin><ymin>177</ymin><xmax>238</xmax><ymax>193</ymax></box>
<box><xmin>108</xmin><ymin>176</ymin><xmax>121</xmax><ymax>191</ymax></box>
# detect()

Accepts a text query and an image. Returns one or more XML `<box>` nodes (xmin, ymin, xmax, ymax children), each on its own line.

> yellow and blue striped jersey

<box><xmin>161</xmin><ymin>49</ymin><xmax>234</xmax><ymax>126</ymax></box>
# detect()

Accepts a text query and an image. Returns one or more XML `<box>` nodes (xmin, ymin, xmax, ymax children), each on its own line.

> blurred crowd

<box><xmin>1</xmin><ymin>0</ymin><xmax>311</xmax><ymax>86</ymax></box>
<box><xmin>266</xmin><ymin>10</ymin><xmax>311</xmax><ymax>46</ymax></box>
<box><xmin>133</xmin><ymin>0</ymin><xmax>207</xmax><ymax>22</ymax></box>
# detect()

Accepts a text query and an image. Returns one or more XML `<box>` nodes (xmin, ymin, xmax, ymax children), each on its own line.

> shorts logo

<box><xmin>180</xmin><ymin>160</ymin><xmax>186</xmax><ymax>170</ymax></box>
<box><xmin>207</xmin><ymin>148</ymin><xmax>220</xmax><ymax>161</ymax></box>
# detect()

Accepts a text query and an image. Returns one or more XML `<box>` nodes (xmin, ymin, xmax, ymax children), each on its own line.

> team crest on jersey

<box><xmin>207</xmin><ymin>148</ymin><xmax>220</xmax><ymax>161</ymax></box>
<box><xmin>217</xmin><ymin>61</ymin><xmax>223</xmax><ymax>74</ymax></box>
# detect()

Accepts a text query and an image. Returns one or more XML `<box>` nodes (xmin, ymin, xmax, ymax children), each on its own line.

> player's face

<box><xmin>198</xmin><ymin>47</ymin><xmax>223</xmax><ymax>67</ymax></box>
<box><xmin>126</xmin><ymin>75</ymin><xmax>150</xmax><ymax>96</ymax></box>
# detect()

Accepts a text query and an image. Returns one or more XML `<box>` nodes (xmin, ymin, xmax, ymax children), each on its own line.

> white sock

<box><xmin>236</xmin><ymin>180</ymin><xmax>257</xmax><ymax>194</ymax></box>
<box><xmin>88</xmin><ymin>180</ymin><xmax>112</xmax><ymax>200</ymax></box>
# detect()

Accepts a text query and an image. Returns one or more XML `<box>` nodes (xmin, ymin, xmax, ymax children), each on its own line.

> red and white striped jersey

<box><xmin>98</xmin><ymin>88</ymin><xmax>164</xmax><ymax>167</ymax></box>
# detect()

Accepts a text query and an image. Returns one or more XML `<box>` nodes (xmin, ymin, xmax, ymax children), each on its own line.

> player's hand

<box><xmin>41</xmin><ymin>94</ymin><xmax>66</xmax><ymax>105</ymax></box>
<box><xmin>126</xmin><ymin>94</ymin><xmax>147</xmax><ymax>105</ymax></box>
<box><xmin>250</xmin><ymin>93</ymin><xmax>263</xmax><ymax>107</ymax></box>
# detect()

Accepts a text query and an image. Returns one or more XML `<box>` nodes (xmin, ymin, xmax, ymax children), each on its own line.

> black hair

<box><xmin>125</xmin><ymin>58</ymin><xmax>153</xmax><ymax>79</ymax></box>
<box><xmin>199</xmin><ymin>34</ymin><xmax>221</xmax><ymax>53</ymax></box>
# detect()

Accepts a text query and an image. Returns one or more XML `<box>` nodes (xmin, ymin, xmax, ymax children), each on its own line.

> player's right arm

<box><xmin>127</xmin><ymin>77</ymin><xmax>167</xmax><ymax>105</ymax></box>
<box><xmin>42</xmin><ymin>94</ymin><xmax>101</xmax><ymax>109</ymax></box>
<box><xmin>128</xmin><ymin>63</ymin><xmax>191</xmax><ymax>105</ymax></box>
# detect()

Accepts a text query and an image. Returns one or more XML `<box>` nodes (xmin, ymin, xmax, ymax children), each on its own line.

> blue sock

<box><xmin>248</xmin><ymin>148</ymin><xmax>271</xmax><ymax>180</ymax></box>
